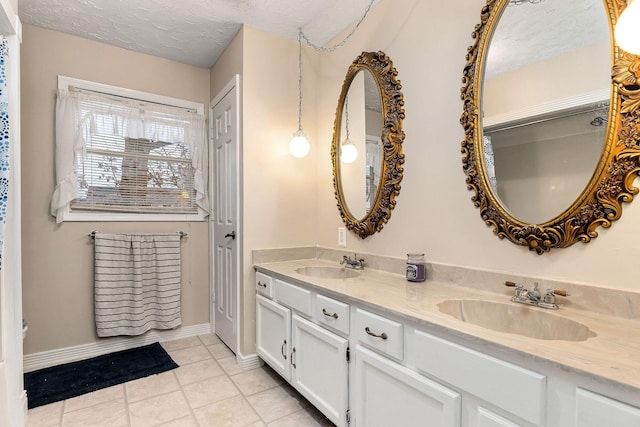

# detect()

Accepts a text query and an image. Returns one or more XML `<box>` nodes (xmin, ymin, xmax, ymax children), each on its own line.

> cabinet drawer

<box><xmin>255</xmin><ymin>272</ymin><xmax>273</xmax><ymax>298</ymax></box>
<box><xmin>315</xmin><ymin>294</ymin><xmax>350</xmax><ymax>335</ymax></box>
<box><xmin>353</xmin><ymin>308</ymin><xmax>404</xmax><ymax>361</ymax></box>
<box><xmin>275</xmin><ymin>279</ymin><xmax>312</xmax><ymax>316</ymax></box>
<box><xmin>414</xmin><ymin>330</ymin><xmax>545</xmax><ymax>426</ymax></box>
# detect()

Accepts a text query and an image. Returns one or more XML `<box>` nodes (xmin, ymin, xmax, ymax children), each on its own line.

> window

<box><xmin>51</xmin><ymin>76</ymin><xmax>208</xmax><ymax>221</ymax></box>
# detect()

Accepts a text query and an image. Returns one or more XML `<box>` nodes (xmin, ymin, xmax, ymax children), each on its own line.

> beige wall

<box><xmin>315</xmin><ymin>0</ymin><xmax>640</xmax><ymax>291</ymax></box>
<box><xmin>207</xmin><ymin>26</ymin><xmax>319</xmax><ymax>356</ymax></box>
<box><xmin>210</xmin><ymin>28</ymin><xmax>243</xmax><ymax>100</ymax></box>
<box><xmin>21</xmin><ymin>25</ymin><xmax>212</xmax><ymax>355</ymax></box>
<box><xmin>20</xmin><ymin>0</ymin><xmax>640</xmax><ymax>360</ymax></box>
<box><xmin>237</xmin><ymin>26</ymin><xmax>319</xmax><ymax>354</ymax></box>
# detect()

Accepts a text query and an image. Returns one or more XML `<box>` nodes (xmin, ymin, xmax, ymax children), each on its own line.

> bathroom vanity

<box><xmin>254</xmin><ymin>250</ymin><xmax>640</xmax><ymax>427</ymax></box>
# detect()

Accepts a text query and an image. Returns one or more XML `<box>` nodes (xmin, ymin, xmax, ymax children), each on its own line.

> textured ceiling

<box><xmin>18</xmin><ymin>0</ymin><xmax>610</xmax><ymax>74</ymax></box>
<box><xmin>486</xmin><ymin>0</ymin><xmax>609</xmax><ymax>79</ymax></box>
<box><xmin>18</xmin><ymin>0</ymin><xmax>380</xmax><ymax>68</ymax></box>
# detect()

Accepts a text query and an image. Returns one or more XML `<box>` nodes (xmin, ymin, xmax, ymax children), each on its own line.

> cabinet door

<box><xmin>575</xmin><ymin>388</ymin><xmax>640</xmax><ymax>427</ymax></box>
<box><xmin>353</xmin><ymin>345</ymin><xmax>461</xmax><ymax>427</ymax></box>
<box><xmin>256</xmin><ymin>294</ymin><xmax>291</xmax><ymax>381</ymax></box>
<box><xmin>291</xmin><ymin>314</ymin><xmax>349</xmax><ymax>427</ymax></box>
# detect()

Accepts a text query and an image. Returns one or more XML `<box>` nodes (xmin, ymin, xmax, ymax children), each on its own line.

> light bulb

<box><xmin>289</xmin><ymin>130</ymin><xmax>310</xmax><ymax>158</ymax></box>
<box><xmin>615</xmin><ymin>0</ymin><xmax>640</xmax><ymax>54</ymax></box>
<box><xmin>340</xmin><ymin>139</ymin><xmax>358</xmax><ymax>164</ymax></box>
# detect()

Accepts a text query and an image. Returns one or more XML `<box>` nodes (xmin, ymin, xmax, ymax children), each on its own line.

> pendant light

<box><xmin>289</xmin><ymin>0</ymin><xmax>376</xmax><ymax>158</ymax></box>
<box><xmin>289</xmin><ymin>31</ymin><xmax>311</xmax><ymax>158</ymax></box>
<box><xmin>615</xmin><ymin>0</ymin><xmax>640</xmax><ymax>54</ymax></box>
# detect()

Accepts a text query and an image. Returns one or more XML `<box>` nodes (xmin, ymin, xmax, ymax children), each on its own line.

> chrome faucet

<box><xmin>505</xmin><ymin>281</ymin><xmax>569</xmax><ymax>310</ymax></box>
<box><xmin>340</xmin><ymin>254</ymin><xmax>365</xmax><ymax>270</ymax></box>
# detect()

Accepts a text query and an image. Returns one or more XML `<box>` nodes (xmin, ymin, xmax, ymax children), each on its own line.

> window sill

<box><xmin>57</xmin><ymin>209</ymin><xmax>206</xmax><ymax>222</ymax></box>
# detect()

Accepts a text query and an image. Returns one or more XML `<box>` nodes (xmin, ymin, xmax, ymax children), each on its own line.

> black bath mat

<box><xmin>24</xmin><ymin>342</ymin><xmax>178</xmax><ymax>409</ymax></box>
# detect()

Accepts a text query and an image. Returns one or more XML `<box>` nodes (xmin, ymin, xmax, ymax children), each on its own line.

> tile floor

<box><xmin>25</xmin><ymin>334</ymin><xmax>334</xmax><ymax>427</ymax></box>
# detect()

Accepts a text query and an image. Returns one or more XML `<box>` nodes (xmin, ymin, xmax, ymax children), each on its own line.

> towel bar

<box><xmin>88</xmin><ymin>231</ymin><xmax>188</xmax><ymax>239</ymax></box>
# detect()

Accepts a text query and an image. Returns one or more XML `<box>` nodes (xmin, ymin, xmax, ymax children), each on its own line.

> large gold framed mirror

<box><xmin>460</xmin><ymin>0</ymin><xmax>640</xmax><ymax>254</ymax></box>
<box><xmin>332</xmin><ymin>51</ymin><xmax>405</xmax><ymax>239</ymax></box>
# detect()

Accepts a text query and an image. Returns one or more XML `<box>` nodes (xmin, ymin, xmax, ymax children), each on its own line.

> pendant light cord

<box><xmin>299</xmin><ymin>0</ymin><xmax>376</xmax><ymax>53</ymax></box>
<box><xmin>297</xmin><ymin>31</ymin><xmax>303</xmax><ymax>132</ymax></box>
<box><xmin>293</xmin><ymin>0</ymin><xmax>376</xmax><ymax>143</ymax></box>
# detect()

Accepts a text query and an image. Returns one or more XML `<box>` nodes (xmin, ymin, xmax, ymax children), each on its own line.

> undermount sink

<box><xmin>295</xmin><ymin>266</ymin><xmax>360</xmax><ymax>279</ymax></box>
<box><xmin>438</xmin><ymin>299</ymin><xmax>596</xmax><ymax>342</ymax></box>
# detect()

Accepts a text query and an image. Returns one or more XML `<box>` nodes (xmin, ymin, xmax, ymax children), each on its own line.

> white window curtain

<box><xmin>51</xmin><ymin>89</ymin><xmax>209</xmax><ymax>221</ymax></box>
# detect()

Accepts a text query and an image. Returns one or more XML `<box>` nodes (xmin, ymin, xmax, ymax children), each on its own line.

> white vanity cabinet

<box><xmin>350</xmin><ymin>307</ymin><xmax>462</xmax><ymax>426</ymax></box>
<box><xmin>353</xmin><ymin>344</ymin><xmax>461</xmax><ymax>426</ymax></box>
<box><xmin>351</xmin><ymin>308</ymin><xmax>538</xmax><ymax>427</ymax></box>
<box><xmin>255</xmin><ymin>276</ymin><xmax>350</xmax><ymax>427</ymax></box>
<box><xmin>256</xmin><ymin>294</ymin><xmax>291</xmax><ymax>380</ymax></box>
<box><xmin>413</xmin><ymin>329</ymin><xmax>545</xmax><ymax>427</ymax></box>
<box><xmin>574</xmin><ymin>388</ymin><xmax>640</xmax><ymax>427</ymax></box>
<box><xmin>255</xmin><ymin>267</ymin><xmax>640</xmax><ymax>427</ymax></box>
<box><xmin>291</xmin><ymin>314</ymin><xmax>349</xmax><ymax>425</ymax></box>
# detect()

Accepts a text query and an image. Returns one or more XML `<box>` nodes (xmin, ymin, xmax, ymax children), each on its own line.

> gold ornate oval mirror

<box><xmin>461</xmin><ymin>0</ymin><xmax>640</xmax><ymax>254</ymax></box>
<box><xmin>332</xmin><ymin>51</ymin><xmax>405</xmax><ymax>239</ymax></box>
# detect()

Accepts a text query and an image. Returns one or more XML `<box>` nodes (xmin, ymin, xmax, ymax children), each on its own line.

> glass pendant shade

<box><xmin>289</xmin><ymin>129</ymin><xmax>310</xmax><ymax>158</ymax></box>
<box><xmin>340</xmin><ymin>139</ymin><xmax>358</xmax><ymax>164</ymax></box>
<box><xmin>615</xmin><ymin>0</ymin><xmax>640</xmax><ymax>54</ymax></box>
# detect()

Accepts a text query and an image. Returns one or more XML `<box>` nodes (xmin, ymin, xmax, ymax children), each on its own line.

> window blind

<box><xmin>51</xmin><ymin>86</ymin><xmax>208</xmax><ymax>219</ymax></box>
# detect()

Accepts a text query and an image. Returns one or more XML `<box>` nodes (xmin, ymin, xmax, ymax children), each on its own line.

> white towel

<box><xmin>94</xmin><ymin>233</ymin><xmax>182</xmax><ymax>337</ymax></box>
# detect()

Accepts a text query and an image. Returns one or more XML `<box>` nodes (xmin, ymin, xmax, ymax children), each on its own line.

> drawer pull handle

<box><xmin>281</xmin><ymin>340</ymin><xmax>287</xmax><ymax>360</ymax></box>
<box><xmin>291</xmin><ymin>347</ymin><xmax>296</xmax><ymax>368</ymax></box>
<box><xmin>365</xmin><ymin>326</ymin><xmax>388</xmax><ymax>340</ymax></box>
<box><xmin>322</xmin><ymin>308</ymin><xmax>339</xmax><ymax>319</ymax></box>
<box><xmin>257</xmin><ymin>281</ymin><xmax>267</xmax><ymax>288</ymax></box>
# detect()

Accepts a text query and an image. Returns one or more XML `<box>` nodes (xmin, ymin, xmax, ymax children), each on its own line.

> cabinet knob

<box><xmin>281</xmin><ymin>340</ymin><xmax>287</xmax><ymax>360</ymax></box>
<box><xmin>291</xmin><ymin>347</ymin><xmax>296</xmax><ymax>368</ymax></box>
<box><xmin>365</xmin><ymin>326</ymin><xmax>388</xmax><ymax>340</ymax></box>
<box><xmin>322</xmin><ymin>308</ymin><xmax>339</xmax><ymax>319</ymax></box>
<box><xmin>257</xmin><ymin>281</ymin><xmax>267</xmax><ymax>288</ymax></box>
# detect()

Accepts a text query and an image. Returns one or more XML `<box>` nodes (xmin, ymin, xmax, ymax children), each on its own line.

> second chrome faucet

<box><xmin>505</xmin><ymin>281</ymin><xmax>569</xmax><ymax>310</ymax></box>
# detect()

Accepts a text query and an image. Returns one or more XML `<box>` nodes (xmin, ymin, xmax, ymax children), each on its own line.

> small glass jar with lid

<box><xmin>406</xmin><ymin>253</ymin><xmax>426</xmax><ymax>282</ymax></box>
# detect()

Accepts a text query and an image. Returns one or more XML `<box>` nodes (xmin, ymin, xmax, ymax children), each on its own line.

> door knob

<box><xmin>224</xmin><ymin>231</ymin><xmax>236</xmax><ymax>239</ymax></box>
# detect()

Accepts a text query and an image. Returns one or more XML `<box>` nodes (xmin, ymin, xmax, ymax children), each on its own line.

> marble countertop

<box><xmin>254</xmin><ymin>258</ymin><xmax>640</xmax><ymax>393</ymax></box>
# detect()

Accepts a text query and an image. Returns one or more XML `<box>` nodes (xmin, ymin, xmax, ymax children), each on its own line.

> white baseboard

<box><xmin>236</xmin><ymin>352</ymin><xmax>263</xmax><ymax>371</ymax></box>
<box><xmin>23</xmin><ymin>323</ymin><xmax>212</xmax><ymax>373</ymax></box>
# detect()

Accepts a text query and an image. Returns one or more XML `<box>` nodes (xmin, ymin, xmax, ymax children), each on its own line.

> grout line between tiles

<box><xmin>176</xmin><ymin>369</ymin><xmax>200</xmax><ymax>427</ymax></box>
<box><xmin>123</xmin><ymin>381</ymin><xmax>132</xmax><ymax>427</ymax></box>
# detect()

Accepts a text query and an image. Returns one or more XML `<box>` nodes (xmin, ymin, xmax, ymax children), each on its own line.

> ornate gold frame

<box><xmin>332</xmin><ymin>51</ymin><xmax>405</xmax><ymax>239</ymax></box>
<box><xmin>460</xmin><ymin>0</ymin><xmax>640</xmax><ymax>254</ymax></box>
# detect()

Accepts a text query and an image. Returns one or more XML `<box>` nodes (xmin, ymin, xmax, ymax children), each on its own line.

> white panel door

<box><xmin>256</xmin><ymin>295</ymin><xmax>291</xmax><ymax>381</ymax></box>
<box><xmin>353</xmin><ymin>345</ymin><xmax>461</xmax><ymax>427</ymax></box>
<box><xmin>211</xmin><ymin>79</ymin><xmax>239</xmax><ymax>353</ymax></box>
<box><xmin>291</xmin><ymin>314</ymin><xmax>349</xmax><ymax>427</ymax></box>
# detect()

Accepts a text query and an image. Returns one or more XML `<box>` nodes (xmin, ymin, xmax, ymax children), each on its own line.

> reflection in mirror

<box><xmin>461</xmin><ymin>0</ymin><xmax>640</xmax><ymax>253</ymax></box>
<box><xmin>484</xmin><ymin>101</ymin><xmax>609</xmax><ymax>224</ymax></box>
<box><xmin>482</xmin><ymin>0</ymin><xmax>610</xmax><ymax>225</ymax></box>
<box><xmin>339</xmin><ymin>70</ymin><xmax>383</xmax><ymax>220</ymax></box>
<box><xmin>332</xmin><ymin>51</ymin><xmax>404</xmax><ymax>239</ymax></box>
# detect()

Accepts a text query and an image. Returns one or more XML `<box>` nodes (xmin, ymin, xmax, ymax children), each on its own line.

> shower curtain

<box><xmin>0</xmin><ymin>36</ymin><xmax>9</xmax><ymax>270</ymax></box>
